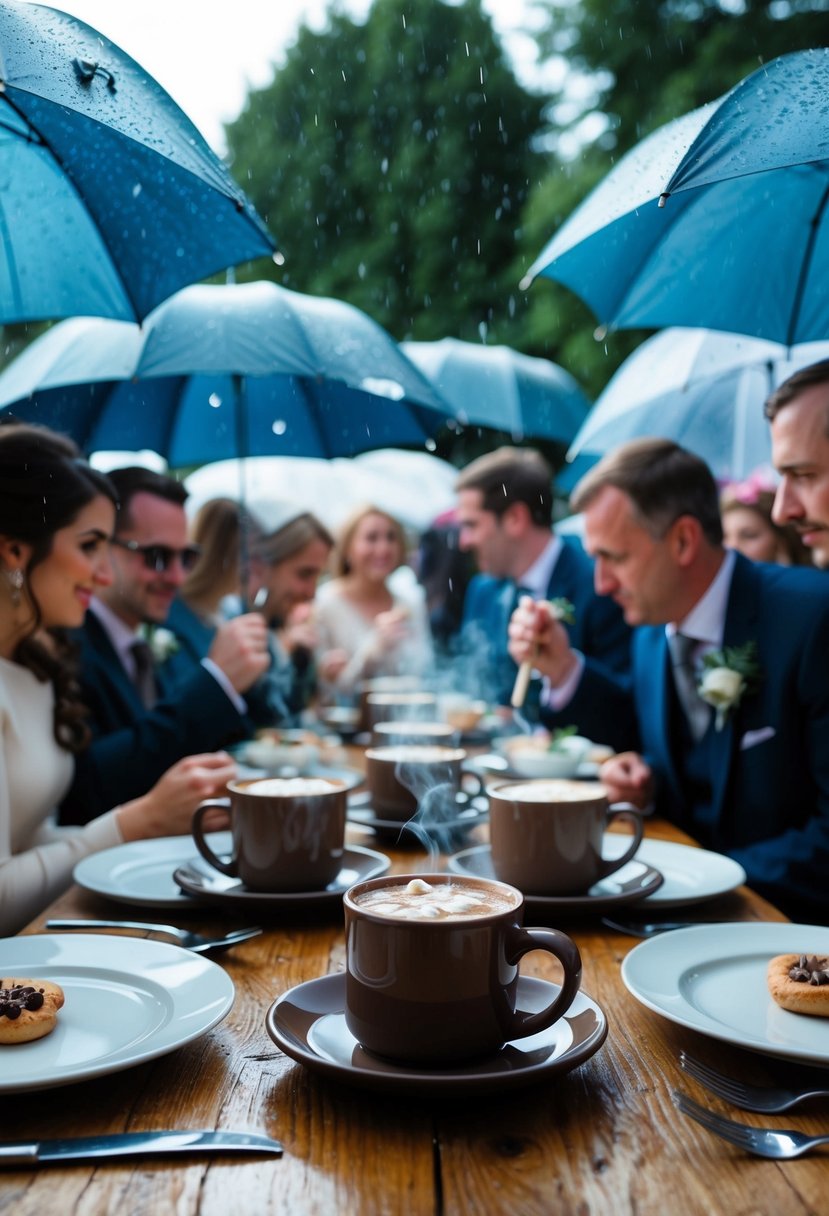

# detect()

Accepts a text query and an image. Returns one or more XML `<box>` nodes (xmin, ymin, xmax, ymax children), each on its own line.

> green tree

<box><xmin>225</xmin><ymin>0</ymin><xmax>547</xmax><ymax>349</ymax></box>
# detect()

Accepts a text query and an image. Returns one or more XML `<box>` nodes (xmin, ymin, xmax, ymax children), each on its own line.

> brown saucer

<box><xmin>448</xmin><ymin>844</ymin><xmax>664</xmax><ymax>914</ymax></box>
<box><xmin>173</xmin><ymin>846</ymin><xmax>389</xmax><ymax>910</ymax></box>
<box><xmin>347</xmin><ymin>801</ymin><xmax>488</xmax><ymax>849</ymax></box>
<box><xmin>265</xmin><ymin>973</ymin><xmax>607</xmax><ymax>1095</ymax></box>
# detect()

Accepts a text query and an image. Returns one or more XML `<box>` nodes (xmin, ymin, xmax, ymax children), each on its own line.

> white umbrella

<box><xmin>563</xmin><ymin>329</ymin><xmax>829</xmax><ymax>485</ymax></box>
<box><xmin>183</xmin><ymin>449</ymin><xmax>457</xmax><ymax>533</ymax></box>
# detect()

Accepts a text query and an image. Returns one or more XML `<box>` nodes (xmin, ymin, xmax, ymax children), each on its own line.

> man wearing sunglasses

<box><xmin>59</xmin><ymin>467</ymin><xmax>270</xmax><ymax>826</ymax></box>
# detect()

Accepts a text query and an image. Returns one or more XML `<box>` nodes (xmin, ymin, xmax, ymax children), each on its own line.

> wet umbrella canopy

<box><xmin>523</xmin><ymin>50</ymin><xmax>829</xmax><ymax>346</ymax></box>
<box><xmin>561</xmin><ymin>328</ymin><xmax>829</xmax><ymax>487</ymax></box>
<box><xmin>0</xmin><ymin>281</ymin><xmax>451</xmax><ymax>463</ymax></box>
<box><xmin>401</xmin><ymin>338</ymin><xmax>590</xmax><ymax>444</ymax></box>
<box><xmin>0</xmin><ymin>0</ymin><xmax>276</xmax><ymax>323</ymax></box>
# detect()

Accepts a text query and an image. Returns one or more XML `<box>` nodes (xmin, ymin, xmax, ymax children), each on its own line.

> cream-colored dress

<box><xmin>314</xmin><ymin>580</ymin><xmax>434</xmax><ymax>694</ymax></box>
<box><xmin>0</xmin><ymin>657</ymin><xmax>122</xmax><ymax>936</ymax></box>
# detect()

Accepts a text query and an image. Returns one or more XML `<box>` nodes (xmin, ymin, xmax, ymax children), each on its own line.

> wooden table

<box><xmin>1</xmin><ymin>756</ymin><xmax>825</xmax><ymax>1215</ymax></box>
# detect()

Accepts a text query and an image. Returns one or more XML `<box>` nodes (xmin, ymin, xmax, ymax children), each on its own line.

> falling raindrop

<box><xmin>272</xmin><ymin>419</ymin><xmax>287</xmax><ymax>435</ymax></box>
<box><xmin>208</xmin><ymin>393</ymin><xmax>222</xmax><ymax>409</ymax></box>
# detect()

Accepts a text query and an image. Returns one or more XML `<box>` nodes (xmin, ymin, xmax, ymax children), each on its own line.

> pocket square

<box><xmin>740</xmin><ymin>726</ymin><xmax>776</xmax><ymax>751</ymax></box>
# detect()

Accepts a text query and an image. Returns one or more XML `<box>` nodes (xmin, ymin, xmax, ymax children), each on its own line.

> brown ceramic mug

<box><xmin>365</xmin><ymin>691</ymin><xmax>438</xmax><ymax>728</ymax></box>
<box><xmin>487</xmin><ymin>778</ymin><xmax>644</xmax><ymax>896</ymax></box>
<box><xmin>343</xmin><ymin>873</ymin><xmax>582</xmax><ymax>1064</ymax></box>
<box><xmin>364</xmin><ymin>743</ymin><xmax>474</xmax><ymax>821</ymax></box>
<box><xmin>372</xmin><ymin>719</ymin><xmax>458</xmax><ymax>747</ymax></box>
<box><xmin>356</xmin><ymin>676</ymin><xmax>422</xmax><ymax>732</ymax></box>
<box><xmin>192</xmin><ymin>776</ymin><xmax>347</xmax><ymax>892</ymax></box>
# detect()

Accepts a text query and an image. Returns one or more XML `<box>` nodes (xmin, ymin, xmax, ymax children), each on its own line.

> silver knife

<box><xmin>0</xmin><ymin>1130</ymin><xmax>283</xmax><ymax>1166</ymax></box>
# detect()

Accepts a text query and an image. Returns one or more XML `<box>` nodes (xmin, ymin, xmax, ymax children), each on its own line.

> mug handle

<box><xmin>596</xmin><ymin>803</ymin><xmax>644</xmax><ymax>880</ymax></box>
<box><xmin>502</xmin><ymin>926</ymin><xmax>582</xmax><ymax>1040</ymax></box>
<box><xmin>192</xmin><ymin>799</ymin><xmax>237</xmax><ymax>877</ymax></box>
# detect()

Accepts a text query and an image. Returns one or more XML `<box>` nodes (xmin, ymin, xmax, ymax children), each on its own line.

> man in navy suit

<box><xmin>59</xmin><ymin>468</ymin><xmax>270</xmax><ymax>825</ymax></box>
<box><xmin>509</xmin><ymin>438</ymin><xmax>829</xmax><ymax>923</ymax></box>
<box><xmin>454</xmin><ymin>446</ymin><xmax>631</xmax><ymax>728</ymax></box>
<box><xmin>767</xmin><ymin>358</ymin><xmax>829</xmax><ymax>570</ymax></box>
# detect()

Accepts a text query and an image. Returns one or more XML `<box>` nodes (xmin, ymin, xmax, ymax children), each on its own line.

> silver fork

<box><xmin>601</xmin><ymin>916</ymin><xmax>700</xmax><ymax>937</ymax></box>
<box><xmin>680</xmin><ymin>1051</ymin><xmax>829</xmax><ymax>1113</ymax></box>
<box><xmin>45</xmin><ymin>918</ymin><xmax>262</xmax><ymax>954</ymax></box>
<box><xmin>673</xmin><ymin>1090</ymin><xmax>829</xmax><ymax>1158</ymax></box>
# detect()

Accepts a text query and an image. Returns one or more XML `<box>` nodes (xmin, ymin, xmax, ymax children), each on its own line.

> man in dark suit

<box><xmin>509</xmin><ymin>438</ymin><xmax>829</xmax><ymax>923</ymax></box>
<box><xmin>59</xmin><ymin>468</ymin><xmax>270</xmax><ymax>824</ymax></box>
<box><xmin>454</xmin><ymin>446</ymin><xmax>631</xmax><ymax>725</ymax></box>
<box><xmin>767</xmin><ymin>358</ymin><xmax>829</xmax><ymax>570</ymax></box>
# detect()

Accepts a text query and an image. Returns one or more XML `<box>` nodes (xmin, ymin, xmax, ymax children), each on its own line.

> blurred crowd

<box><xmin>2</xmin><ymin>358</ymin><xmax>829</xmax><ymax>935</ymax></box>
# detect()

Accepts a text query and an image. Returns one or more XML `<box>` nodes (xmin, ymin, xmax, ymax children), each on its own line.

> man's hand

<box><xmin>507</xmin><ymin>596</ymin><xmax>579</xmax><ymax>686</ymax></box>
<box><xmin>599</xmin><ymin>752</ymin><xmax>654</xmax><ymax>810</ymax></box>
<box><xmin>118</xmin><ymin>751</ymin><xmax>236</xmax><ymax>840</ymax></box>
<box><xmin>208</xmin><ymin>613</ymin><xmax>270</xmax><ymax>692</ymax></box>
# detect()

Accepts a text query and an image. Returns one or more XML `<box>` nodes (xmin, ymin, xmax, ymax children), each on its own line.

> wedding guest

<box><xmin>0</xmin><ymin>424</ymin><xmax>234</xmax><ymax>935</ymax></box>
<box><xmin>314</xmin><ymin>504</ymin><xmax>433</xmax><ymax>695</ymax></box>
<box><xmin>508</xmin><ymin>437</ymin><xmax>829</xmax><ymax>923</ymax></box>
<box><xmin>720</xmin><ymin>470</ymin><xmax>810</xmax><ymax>566</ymax></box>
<box><xmin>455</xmin><ymin>445</ymin><xmax>631</xmax><ymax>716</ymax></box>
<box><xmin>58</xmin><ymin>467</ymin><xmax>269</xmax><ymax>825</ymax></box>
<box><xmin>245</xmin><ymin>502</ymin><xmax>335</xmax><ymax>721</ymax></box>
<box><xmin>414</xmin><ymin>507</ymin><xmax>475</xmax><ymax>657</ymax></box>
<box><xmin>163</xmin><ymin>497</ymin><xmax>287</xmax><ymax>725</ymax></box>
<box><xmin>767</xmin><ymin>359</ymin><xmax>829</xmax><ymax>569</ymax></box>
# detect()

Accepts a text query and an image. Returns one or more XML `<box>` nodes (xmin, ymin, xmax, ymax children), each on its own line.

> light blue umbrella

<box><xmin>0</xmin><ymin>281</ymin><xmax>451</xmax><ymax>464</ymax></box>
<box><xmin>0</xmin><ymin>0</ymin><xmax>276</xmax><ymax>323</ymax></box>
<box><xmin>523</xmin><ymin>49</ymin><xmax>829</xmax><ymax>346</ymax></box>
<box><xmin>558</xmin><ymin>328</ymin><xmax>829</xmax><ymax>491</ymax></box>
<box><xmin>400</xmin><ymin>338</ymin><xmax>590</xmax><ymax>443</ymax></box>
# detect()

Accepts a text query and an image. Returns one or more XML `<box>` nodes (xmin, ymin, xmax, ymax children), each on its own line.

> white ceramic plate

<box><xmin>602</xmin><ymin>837</ymin><xmax>746</xmax><ymax>907</ymax></box>
<box><xmin>0</xmin><ymin>934</ymin><xmax>234</xmax><ymax>1091</ymax></box>
<box><xmin>74</xmin><ymin>832</ymin><xmax>235</xmax><ymax>908</ymax></box>
<box><xmin>621</xmin><ymin>922</ymin><xmax>829</xmax><ymax>1065</ymax></box>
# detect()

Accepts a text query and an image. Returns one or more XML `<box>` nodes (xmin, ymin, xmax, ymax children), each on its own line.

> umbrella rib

<box><xmin>786</xmin><ymin>183</ymin><xmax>829</xmax><ymax>348</ymax></box>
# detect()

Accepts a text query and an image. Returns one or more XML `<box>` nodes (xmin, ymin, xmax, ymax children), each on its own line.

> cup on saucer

<box><xmin>342</xmin><ymin>873</ymin><xmax>582</xmax><ymax>1065</ymax></box>
<box><xmin>487</xmin><ymin>778</ymin><xmax>644</xmax><ymax>896</ymax></box>
<box><xmin>192</xmin><ymin>776</ymin><xmax>347</xmax><ymax>892</ymax></box>
<box><xmin>364</xmin><ymin>744</ymin><xmax>471</xmax><ymax>823</ymax></box>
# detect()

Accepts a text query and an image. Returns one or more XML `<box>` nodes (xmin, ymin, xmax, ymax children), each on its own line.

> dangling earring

<box><xmin>5</xmin><ymin>568</ymin><xmax>24</xmax><ymax>607</ymax></box>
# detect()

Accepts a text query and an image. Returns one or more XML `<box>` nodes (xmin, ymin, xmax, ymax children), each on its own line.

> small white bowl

<box><xmin>241</xmin><ymin>734</ymin><xmax>320</xmax><ymax>773</ymax></box>
<box><xmin>498</xmin><ymin>734</ymin><xmax>592</xmax><ymax>779</ymax></box>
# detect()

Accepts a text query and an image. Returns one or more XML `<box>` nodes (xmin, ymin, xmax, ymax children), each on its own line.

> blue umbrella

<box><xmin>0</xmin><ymin>281</ymin><xmax>451</xmax><ymax>463</ymax></box>
<box><xmin>523</xmin><ymin>49</ymin><xmax>829</xmax><ymax>345</ymax></box>
<box><xmin>0</xmin><ymin>0</ymin><xmax>276</xmax><ymax>323</ymax></box>
<box><xmin>400</xmin><ymin>338</ymin><xmax>590</xmax><ymax>443</ymax></box>
<box><xmin>558</xmin><ymin>329</ymin><xmax>829</xmax><ymax>491</ymax></box>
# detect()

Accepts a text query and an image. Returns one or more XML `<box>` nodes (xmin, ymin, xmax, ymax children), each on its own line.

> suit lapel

<box><xmin>708</xmin><ymin>554</ymin><xmax>761</xmax><ymax>820</ymax></box>
<box><xmin>546</xmin><ymin>539</ymin><xmax>576</xmax><ymax>601</ymax></box>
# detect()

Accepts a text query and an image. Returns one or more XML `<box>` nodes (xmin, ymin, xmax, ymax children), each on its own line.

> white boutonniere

<box><xmin>548</xmin><ymin>597</ymin><xmax>576</xmax><ymax>625</ymax></box>
<box><xmin>697</xmin><ymin>641</ymin><xmax>761</xmax><ymax>731</ymax></box>
<box><xmin>141</xmin><ymin>625</ymin><xmax>180</xmax><ymax>663</ymax></box>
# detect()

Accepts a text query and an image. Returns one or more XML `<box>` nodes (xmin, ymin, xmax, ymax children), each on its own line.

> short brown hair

<box><xmin>571</xmin><ymin>438</ymin><xmax>723</xmax><ymax>546</ymax></box>
<box><xmin>332</xmin><ymin>504</ymin><xmax>407</xmax><ymax>578</ymax></box>
<box><xmin>106</xmin><ymin>466</ymin><xmax>187</xmax><ymax>532</ymax></box>
<box><xmin>455</xmin><ymin>446</ymin><xmax>553</xmax><ymax>527</ymax></box>
<box><xmin>765</xmin><ymin>360</ymin><xmax>829</xmax><ymax>436</ymax></box>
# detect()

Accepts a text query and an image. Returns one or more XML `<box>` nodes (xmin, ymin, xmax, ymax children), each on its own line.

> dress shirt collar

<box><xmin>88</xmin><ymin>596</ymin><xmax>143</xmax><ymax>675</ymax></box>
<box><xmin>666</xmin><ymin>547</ymin><xmax>736</xmax><ymax>649</ymax></box>
<box><xmin>516</xmin><ymin>534</ymin><xmax>563</xmax><ymax>598</ymax></box>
